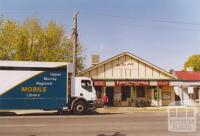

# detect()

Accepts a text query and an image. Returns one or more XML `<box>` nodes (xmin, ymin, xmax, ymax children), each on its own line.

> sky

<box><xmin>0</xmin><ymin>0</ymin><xmax>200</xmax><ymax>71</ymax></box>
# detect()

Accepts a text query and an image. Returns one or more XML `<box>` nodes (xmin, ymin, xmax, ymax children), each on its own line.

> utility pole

<box><xmin>71</xmin><ymin>11</ymin><xmax>79</xmax><ymax>78</ymax></box>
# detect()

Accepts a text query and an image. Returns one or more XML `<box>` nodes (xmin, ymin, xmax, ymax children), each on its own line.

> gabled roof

<box><xmin>78</xmin><ymin>52</ymin><xmax>177</xmax><ymax>79</ymax></box>
<box><xmin>175</xmin><ymin>71</ymin><xmax>200</xmax><ymax>80</ymax></box>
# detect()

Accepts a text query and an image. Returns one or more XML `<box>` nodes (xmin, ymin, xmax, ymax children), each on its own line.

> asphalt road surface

<box><xmin>0</xmin><ymin>112</ymin><xmax>199</xmax><ymax>136</ymax></box>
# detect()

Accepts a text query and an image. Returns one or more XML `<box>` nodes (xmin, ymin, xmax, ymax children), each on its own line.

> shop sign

<box><xmin>115</xmin><ymin>60</ymin><xmax>135</xmax><ymax>69</ymax></box>
<box><xmin>115</xmin><ymin>81</ymin><xmax>149</xmax><ymax>86</ymax></box>
<box><xmin>170</xmin><ymin>81</ymin><xmax>182</xmax><ymax>86</ymax></box>
<box><xmin>106</xmin><ymin>81</ymin><xmax>115</xmax><ymax>86</ymax></box>
<box><xmin>93</xmin><ymin>81</ymin><xmax>105</xmax><ymax>86</ymax></box>
<box><xmin>170</xmin><ymin>81</ymin><xmax>200</xmax><ymax>87</ymax></box>
<box><xmin>182</xmin><ymin>82</ymin><xmax>200</xmax><ymax>86</ymax></box>
<box><xmin>188</xmin><ymin>87</ymin><xmax>194</xmax><ymax>94</ymax></box>
<box><xmin>157</xmin><ymin>81</ymin><xmax>169</xmax><ymax>86</ymax></box>
<box><xmin>150</xmin><ymin>81</ymin><xmax>157</xmax><ymax>86</ymax></box>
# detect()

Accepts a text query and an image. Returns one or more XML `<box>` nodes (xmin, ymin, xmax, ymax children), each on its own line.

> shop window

<box><xmin>136</xmin><ymin>86</ymin><xmax>145</xmax><ymax>97</ymax></box>
<box><xmin>95</xmin><ymin>86</ymin><xmax>102</xmax><ymax>99</ymax></box>
<box><xmin>121</xmin><ymin>86</ymin><xmax>131</xmax><ymax>101</ymax></box>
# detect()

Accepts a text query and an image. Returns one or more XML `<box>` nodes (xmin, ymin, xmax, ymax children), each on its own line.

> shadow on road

<box><xmin>0</xmin><ymin>112</ymin><xmax>17</xmax><ymax>116</ymax></box>
<box><xmin>97</xmin><ymin>132</ymin><xmax>126</xmax><ymax>136</ymax></box>
<box><xmin>0</xmin><ymin>110</ymin><xmax>123</xmax><ymax>116</ymax></box>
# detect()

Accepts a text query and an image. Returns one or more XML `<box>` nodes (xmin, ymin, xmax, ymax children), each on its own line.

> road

<box><xmin>0</xmin><ymin>112</ymin><xmax>199</xmax><ymax>136</ymax></box>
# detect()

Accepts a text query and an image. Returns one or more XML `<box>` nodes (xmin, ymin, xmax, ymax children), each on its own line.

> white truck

<box><xmin>0</xmin><ymin>61</ymin><xmax>96</xmax><ymax>114</ymax></box>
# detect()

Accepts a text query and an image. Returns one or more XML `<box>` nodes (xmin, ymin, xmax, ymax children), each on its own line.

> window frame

<box><xmin>136</xmin><ymin>86</ymin><xmax>146</xmax><ymax>98</ymax></box>
<box><xmin>121</xmin><ymin>86</ymin><xmax>131</xmax><ymax>101</ymax></box>
<box><xmin>81</xmin><ymin>80</ymin><xmax>93</xmax><ymax>92</ymax></box>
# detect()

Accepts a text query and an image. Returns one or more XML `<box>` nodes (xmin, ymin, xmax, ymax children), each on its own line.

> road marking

<box><xmin>0</xmin><ymin>124</ymin><xmax>47</xmax><ymax>127</ymax></box>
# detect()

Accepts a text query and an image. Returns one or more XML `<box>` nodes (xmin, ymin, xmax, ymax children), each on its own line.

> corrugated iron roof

<box><xmin>175</xmin><ymin>71</ymin><xmax>200</xmax><ymax>80</ymax></box>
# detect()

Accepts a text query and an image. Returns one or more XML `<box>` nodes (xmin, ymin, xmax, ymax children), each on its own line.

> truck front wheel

<box><xmin>73</xmin><ymin>101</ymin><xmax>87</xmax><ymax>115</ymax></box>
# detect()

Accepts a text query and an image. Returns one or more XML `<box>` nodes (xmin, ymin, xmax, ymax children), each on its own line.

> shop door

<box><xmin>106</xmin><ymin>87</ymin><xmax>114</xmax><ymax>106</ymax></box>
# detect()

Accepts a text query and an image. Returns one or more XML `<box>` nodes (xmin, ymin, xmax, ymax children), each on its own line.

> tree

<box><xmin>0</xmin><ymin>19</ymin><xmax>18</xmax><ymax>60</ymax></box>
<box><xmin>184</xmin><ymin>54</ymin><xmax>200</xmax><ymax>71</ymax></box>
<box><xmin>0</xmin><ymin>17</ymin><xmax>85</xmax><ymax>71</ymax></box>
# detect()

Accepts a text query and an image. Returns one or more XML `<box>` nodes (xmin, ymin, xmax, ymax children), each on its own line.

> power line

<box><xmin>81</xmin><ymin>11</ymin><xmax>200</xmax><ymax>26</ymax></box>
<box><xmin>2</xmin><ymin>10</ymin><xmax>200</xmax><ymax>26</ymax></box>
<box><xmin>2</xmin><ymin>10</ymin><xmax>200</xmax><ymax>31</ymax></box>
<box><xmin>81</xmin><ymin>19</ymin><xmax>200</xmax><ymax>32</ymax></box>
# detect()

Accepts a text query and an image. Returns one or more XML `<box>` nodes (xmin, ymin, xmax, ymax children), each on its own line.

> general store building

<box><xmin>78</xmin><ymin>52</ymin><xmax>177</xmax><ymax>107</ymax></box>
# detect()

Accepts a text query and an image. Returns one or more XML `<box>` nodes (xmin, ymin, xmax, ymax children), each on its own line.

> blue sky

<box><xmin>0</xmin><ymin>0</ymin><xmax>200</xmax><ymax>71</ymax></box>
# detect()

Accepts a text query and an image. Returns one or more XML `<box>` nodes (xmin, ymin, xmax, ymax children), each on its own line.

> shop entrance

<box><xmin>106</xmin><ymin>87</ymin><xmax>114</xmax><ymax>106</ymax></box>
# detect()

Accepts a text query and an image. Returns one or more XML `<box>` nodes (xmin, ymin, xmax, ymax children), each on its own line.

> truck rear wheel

<box><xmin>73</xmin><ymin>101</ymin><xmax>87</xmax><ymax>115</ymax></box>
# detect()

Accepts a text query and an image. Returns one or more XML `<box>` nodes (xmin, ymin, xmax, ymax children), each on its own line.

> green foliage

<box><xmin>0</xmin><ymin>17</ymin><xmax>85</xmax><ymax>71</ymax></box>
<box><xmin>184</xmin><ymin>54</ymin><xmax>200</xmax><ymax>71</ymax></box>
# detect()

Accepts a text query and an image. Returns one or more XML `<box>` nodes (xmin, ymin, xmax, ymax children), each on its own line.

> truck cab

<box><xmin>69</xmin><ymin>77</ymin><xmax>96</xmax><ymax>114</ymax></box>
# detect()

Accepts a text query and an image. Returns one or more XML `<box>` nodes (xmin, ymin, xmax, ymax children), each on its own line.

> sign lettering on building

<box><xmin>93</xmin><ymin>81</ymin><xmax>105</xmax><ymax>86</ymax></box>
<box><xmin>150</xmin><ymin>81</ymin><xmax>157</xmax><ymax>86</ymax></box>
<box><xmin>115</xmin><ymin>81</ymin><xmax>149</xmax><ymax>86</ymax></box>
<box><xmin>157</xmin><ymin>81</ymin><xmax>169</xmax><ymax>86</ymax></box>
<box><xmin>106</xmin><ymin>81</ymin><xmax>115</xmax><ymax>86</ymax></box>
<box><xmin>115</xmin><ymin>60</ymin><xmax>136</xmax><ymax>70</ymax></box>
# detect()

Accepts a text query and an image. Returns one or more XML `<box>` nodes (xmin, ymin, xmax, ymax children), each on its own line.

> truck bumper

<box><xmin>87</xmin><ymin>100</ymin><xmax>96</xmax><ymax>110</ymax></box>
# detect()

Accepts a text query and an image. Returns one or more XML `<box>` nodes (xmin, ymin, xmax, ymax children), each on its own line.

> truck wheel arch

<box><xmin>70</xmin><ymin>97</ymin><xmax>87</xmax><ymax>111</ymax></box>
<box><xmin>72</xmin><ymin>100</ymin><xmax>87</xmax><ymax>115</ymax></box>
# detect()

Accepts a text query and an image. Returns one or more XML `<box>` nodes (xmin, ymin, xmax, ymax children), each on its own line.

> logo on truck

<box><xmin>21</xmin><ymin>87</ymin><xmax>47</xmax><ymax>93</ymax></box>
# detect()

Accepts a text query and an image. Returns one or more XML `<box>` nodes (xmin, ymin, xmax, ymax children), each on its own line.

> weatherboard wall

<box><xmin>80</xmin><ymin>55</ymin><xmax>172</xmax><ymax>80</ymax></box>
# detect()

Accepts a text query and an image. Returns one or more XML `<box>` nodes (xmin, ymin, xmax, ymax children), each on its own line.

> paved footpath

<box><xmin>0</xmin><ymin>112</ymin><xmax>200</xmax><ymax>136</ymax></box>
